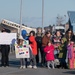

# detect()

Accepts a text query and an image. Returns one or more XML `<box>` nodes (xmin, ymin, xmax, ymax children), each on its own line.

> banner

<box><xmin>15</xmin><ymin>44</ymin><xmax>30</xmax><ymax>58</ymax></box>
<box><xmin>0</xmin><ymin>33</ymin><xmax>16</xmax><ymax>45</ymax></box>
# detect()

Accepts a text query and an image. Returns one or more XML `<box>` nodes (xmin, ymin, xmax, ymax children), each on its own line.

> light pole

<box><xmin>19</xmin><ymin>0</ymin><xmax>23</xmax><ymax>36</ymax></box>
<box><xmin>42</xmin><ymin>0</ymin><xmax>44</xmax><ymax>32</ymax></box>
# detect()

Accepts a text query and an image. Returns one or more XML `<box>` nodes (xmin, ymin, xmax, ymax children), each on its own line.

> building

<box><xmin>65</xmin><ymin>22</ymin><xmax>69</xmax><ymax>32</ymax></box>
<box><xmin>0</xmin><ymin>19</ymin><xmax>36</xmax><ymax>33</ymax></box>
<box><xmin>67</xmin><ymin>11</ymin><xmax>75</xmax><ymax>33</ymax></box>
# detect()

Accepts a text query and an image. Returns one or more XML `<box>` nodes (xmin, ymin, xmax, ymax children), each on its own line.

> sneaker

<box><xmin>27</xmin><ymin>65</ymin><xmax>32</xmax><ymax>68</ymax></box>
<box><xmin>1</xmin><ymin>64</ymin><xmax>4</xmax><ymax>67</ymax></box>
<box><xmin>23</xmin><ymin>66</ymin><xmax>26</xmax><ymax>69</ymax></box>
<box><xmin>33</xmin><ymin>66</ymin><xmax>37</xmax><ymax>69</ymax></box>
<box><xmin>53</xmin><ymin>66</ymin><xmax>55</xmax><ymax>69</ymax></box>
<box><xmin>20</xmin><ymin>66</ymin><xmax>23</xmax><ymax>69</ymax></box>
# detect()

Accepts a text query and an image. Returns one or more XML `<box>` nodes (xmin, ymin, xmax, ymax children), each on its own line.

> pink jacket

<box><xmin>44</xmin><ymin>45</ymin><xmax>55</xmax><ymax>61</ymax></box>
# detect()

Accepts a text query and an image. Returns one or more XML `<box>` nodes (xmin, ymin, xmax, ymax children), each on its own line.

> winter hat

<box><xmin>62</xmin><ymin>37</ymin><xmax>67</xmax><ymax>43</ymax></box>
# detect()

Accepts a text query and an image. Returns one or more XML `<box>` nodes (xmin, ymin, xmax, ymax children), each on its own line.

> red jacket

<box><xmin>29</xmin><ymin>36</ymin><xmax>37</xmax><ymax>55</ymax></box>
<box><xmin>44</xmin><ymin>44</ymin><xmax>55</xmax><ymax>61</ymax></box>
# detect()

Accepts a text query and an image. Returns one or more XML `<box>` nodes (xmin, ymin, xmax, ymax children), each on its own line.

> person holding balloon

<box><xmin>27</xmin><ymin>31</ymin><xmax>37</xmax><ymax>69</ymax></box>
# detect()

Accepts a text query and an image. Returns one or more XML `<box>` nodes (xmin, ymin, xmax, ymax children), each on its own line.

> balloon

<box><xmin>21</xmin><ymin>30</ymin><xmax>27</xmax><ymax>35</ymax></box>
<box><xmin>21</xmin><ymin>30</ymin><xmax>28</xmax><ymax>40</ymax></box>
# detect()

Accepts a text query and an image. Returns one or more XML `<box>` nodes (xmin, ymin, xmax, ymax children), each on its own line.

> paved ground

<box><xmin>0</xmin><ymin>52</ymin><xmax>75</xmax><ymax>75</ymax></box>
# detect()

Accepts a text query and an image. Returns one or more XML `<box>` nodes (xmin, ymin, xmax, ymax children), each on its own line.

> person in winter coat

<box><xmin>28</xmin><ymin>31</ymin><xmax>37</xmax><ymax>69</ymax></box>
<box><xmin>17</xmin><ymin>35</ymin><xmax>26</xmax><ymax>69</ymax></box>
<box><xmin>44</xmin><ymin>40</ymin><xmax>55</xmax><ymax>69</ymax></box>
<box><xmin>58</xmin><ymin>38</ymin><xmax>68</xmax><ymax>69</ymax></box>
<box><xmin>35</xmin><ymin>28</ymin><xmax>43</xmax><ymax>64</ymax></box>
<box><xmin>52</xmin><ymin>30</ymin><xmax>63</xmax><ymax>59</ymax></box>
<box><xmin>67</xmin><ymin>41</ymin><xmax>75</xmax><ymax>69</ymax></box>
<box><xmin>65</xmin><ymin>28</ymin><xmax>75</xmax><ymax>43</ymax></box>
<box><xmin>42</xmin><ymin>30</ymin><xmax>52</xmax><ymax>66</ymax></box>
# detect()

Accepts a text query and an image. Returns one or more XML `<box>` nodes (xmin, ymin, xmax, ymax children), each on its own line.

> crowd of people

<box><xmin>0</xmin><ymin>28</ymin><xmax>75</xmax><ymax>70</ymax></box>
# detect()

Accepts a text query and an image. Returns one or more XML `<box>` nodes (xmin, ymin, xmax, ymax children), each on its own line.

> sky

<box><xmin>0</xmin><ymin>0</ymin><xmax>75</xmax><ymax>28</ymax></box>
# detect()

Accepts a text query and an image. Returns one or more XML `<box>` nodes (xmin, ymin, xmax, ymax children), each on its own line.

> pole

<box><xmin>42</xmin><ymin>0</ymin><xmax>44</xmax><ymax>32</ymax></box>
<box><xmin>19</xmin><ymin>0</ymin><xmax>22</xmax><ymax>36</ymax></box>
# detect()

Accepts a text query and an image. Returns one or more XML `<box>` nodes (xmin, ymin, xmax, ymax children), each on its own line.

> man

<box><xmin>36</xmin><ymin>28</ymin><xmax>42</xmax><ymax>65</ymax></box>
<box><xmin>0</xmin><ymin>28</ymin><xmax>10</xmax><ymax>67</ymax></box>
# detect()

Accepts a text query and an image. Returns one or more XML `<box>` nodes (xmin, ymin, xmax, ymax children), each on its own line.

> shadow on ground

<box><xmin>9</xmin><ymin>60</ymin><xmax>43</xmax><ymax>68</ymax></box>
<box><xmin>9</xmin><ymin>60</ymin><xmax>20</xmax><ymax>67</ymax></box>
<box><xmin>63</xmin><ymin>70</ymin><xmax>75</xmax><ymax>74</ymax></box>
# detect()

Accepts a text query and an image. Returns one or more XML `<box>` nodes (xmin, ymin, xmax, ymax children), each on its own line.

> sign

<box><xmin>15</xmin><ymin>44</ymin><xmax>30</xmax><ymax>58</ymax></box>
<box><xmin>0</xmin><ymin>33</ymin><xmax>16</xmax><ymax>45</ymax></box>
<box><xmin>23</xmin><ymin>40</ymin><xmax>29</xmax><ymax>45</ymax></box>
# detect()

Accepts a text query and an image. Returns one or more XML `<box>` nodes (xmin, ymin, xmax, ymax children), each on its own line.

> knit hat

<box><xmin>62</xmin><ymin>37</ymin><xmax>67</xmax><ymax>43</ymax></box>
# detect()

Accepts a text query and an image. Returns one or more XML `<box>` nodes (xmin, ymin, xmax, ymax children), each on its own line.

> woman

<box><xmin>65</xmin><ymin>28</ymin><xmax>75</xmax><ymax>43</ymax></box>
<box><xmin>28</xmin><ymin>31</ymin><xmax>37</xmax><ymax>69</ymax></box>
<box><xmin>42</xmin><ymin>30</ymin><xmax>52</xmax><ymax>66</ymax></box>
<box><xmin>52</xmin><ymin>30</ymin><xmax>63</xmax><ymax>59</ymax></box>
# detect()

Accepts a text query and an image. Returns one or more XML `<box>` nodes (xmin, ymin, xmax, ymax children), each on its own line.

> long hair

<box><xmin>29</xmin><ymin>30</ymin><xmax>35</xmax><ymax>36</ymax></box>
<box><xmin>45</xmin><ymin>30</ymin><xmax>52</xmax><ymax>35</ymax></box>
<box><xmin>17</xmin><ymin>39</ymin><xmax>24</xmax><ymax>46</ymax></box>
<box><xmin>65</xmin><ymin>28</ymin><xmax>75</xmax><ymax>42</ymax></box>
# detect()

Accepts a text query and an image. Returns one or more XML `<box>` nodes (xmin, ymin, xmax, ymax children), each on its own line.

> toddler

<box><xmin>44</xmin><ymin>40</ymin><xmax>55</xmax><ymax>69</ymax></box>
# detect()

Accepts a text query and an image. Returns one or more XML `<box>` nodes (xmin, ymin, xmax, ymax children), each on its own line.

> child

<box><xmin>58</xmin><ymin>38</ymin><xmax>67</xmax><ymax>69</ymax></box>
<box><xmin>27</xmin><ymin>31</ymin><xmax>37</xmax><ymax>69</ymax></box>
<box><xmin>44</xmin><ymin>40</ymin><xmax>55</xmax><ymax>69</ymax></box>
<box><xmin>17</xmin><ymin>35</ymin><xmax>26</xmax><ymax>69</ymax></box>
<box><xmin>67</xmin><ymin>41</ymin><xmax>75</xmax><ymax>69</ymax></box>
